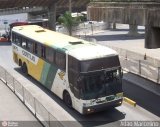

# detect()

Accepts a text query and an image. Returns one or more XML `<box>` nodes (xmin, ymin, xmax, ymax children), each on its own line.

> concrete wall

<box><xmin>87</xmin><ymin>6</ymin><xmax>147</xmax><ymax>25</ymax></box>
<box><xmin>106</xmin><ymin>45</ymin><xmax>160</xmax><ymax>84</ymax></box>
<box><xmin>87</xmin><ymin>1</ymin><xmax>160</xmax><ymax>49</ymax></box>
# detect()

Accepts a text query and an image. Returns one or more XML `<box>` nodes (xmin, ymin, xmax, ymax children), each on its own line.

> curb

<box><xmin>123</xmin><ymin>97</ymin><xmax>136</xmax><ymax>107</ymax></box>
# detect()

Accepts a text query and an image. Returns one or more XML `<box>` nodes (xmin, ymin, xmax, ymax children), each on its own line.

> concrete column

<box><xmin>112</xmin><ymin>22</ymin><xmax>116</xmax><ymax>30</ymax></box>
<box><xmin>145</xmin><ymin>25</ymin><xmax>160</xmax><ymax>49</ymax></box>
<box><xmin>48</xmin><ymin>3</ymin><xmax>56</xmax><ymax>31</ymax></box>
<box><xmin>128</xmin><ymin>24</ymin><xmax>138</xmax><ymax>36</ymax></box>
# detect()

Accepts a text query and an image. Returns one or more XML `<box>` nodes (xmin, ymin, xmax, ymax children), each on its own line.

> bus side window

<box><xmin>27</xmin><ymin>41</ymin><xmax>34</xmax><ymax>53</ymax></box>
<box><xmin>68</xmin><ymin>56</ymin><xmax>75</xmax><ymax>84</ymax></box>
<box><xmin>34</xmin><ymin>43</ymin><xmax>38</xmax><ymax>54</ymax></box>
<box><xmin>15</xmin><ymin>34</ymin><xmax>18</xmax><ymax>44</ymax></box>
<box><xmin>22</xmin><ymin>38</ymin><xmax>27</xmax><ymax>49</ymax></box>
<box><xmin>41</xmin><ymin>45</ymin><xmax>46</xmax><ymax>59</ymax></box>
<box><xmin>17</xmin><ymin>36</ymin><xmax>22</xmax><ymax>46</ymax></box>
<box><xmin>12</xmin><ymin>33</ymin><xmax>15</xmax><ymax>42</ymax></box>
<box><xmin>37</xmin><ymin>44</ymin><xmax>41</xmax><ymax>57</ymax></box>
<box><xmin>55</xmin><ymin>51</ymin><xmax>66</xmax><ymax>70</ymax></box>
<box><xmin>46</xmin><ymin>47</ymin><xmax>54</xmax><ymax>63</ymax></box>
<box><xmin>68</xmin><ymin>56</ymin><xmax>80</xmax><ymax>72</ymax></box>
<box><xmin>68</xmin><ymin>56</ymin><xmax>80</xmax><ymax>96</ymax></box>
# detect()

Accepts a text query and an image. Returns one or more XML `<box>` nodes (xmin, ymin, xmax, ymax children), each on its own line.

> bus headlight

<box><xmin>119</xmin><ymin>101</ymin><xmax>122</xmax><ymax>104</ymax></box>
<box><xmin>87</xmin><ymin>108</ymin><xmax>91</xmax><ymax>112</ymax></box>
<box><xmin>86</xmin><ymin>108</ymin><xmax>94</xmax><ymax>113</ymax></box>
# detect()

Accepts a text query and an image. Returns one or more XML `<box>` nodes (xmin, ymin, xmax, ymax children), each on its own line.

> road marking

<box><xmin>123</xmin><ymin>97</ymin><xmax>136</xmax><ymax>107</ymax></box>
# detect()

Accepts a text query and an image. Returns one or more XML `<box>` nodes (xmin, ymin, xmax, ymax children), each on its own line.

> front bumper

<box><xmin>82</xmin><ymin>98</ymin><xmax>123</xmax><ymax>114</ymax></box>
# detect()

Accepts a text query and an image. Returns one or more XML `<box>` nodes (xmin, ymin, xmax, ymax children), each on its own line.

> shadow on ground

<box><xmin>88</xmin><ymin>33</ymin><xmax>145</xmax><ymax>42</ymax></box>
<box><xmin>14</xmin><ymin>67</ymin><xmax>125</xmax><ymax>127</ymax></box>
<box><xmin>109</xmin><ymin>28</ymin><xmax>145</xmax><ymax>32</ymax></box>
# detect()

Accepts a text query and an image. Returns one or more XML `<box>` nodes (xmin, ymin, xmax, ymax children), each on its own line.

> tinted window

<box><xmin>34</xmin><ymin>43</ymin><xmax>38</xmax><ymax>54</ymax></box>
<box><xmin>46</xmin><ymin>47</ymin><xmax>54</xmax><ymax>63</ymax></box>
<box><xmin>80</xmin><ymin>56</ymin><xmax>120</xmax><ymax>72</ymax></box>
<box><xmin>68</xmin><ymin>56</ymin><xmax>79</xmax><ymax>85</ymax></box>
<box><xmin>37</xmin><ymin>44</ymin><xmax>41</xmax><ymax>57</ymax></box>
<box><xmin>41</xmin><ymin>46</ymin><xmax>46</xmax><ymax>58</ymax></box>
<box><xmin>68</xmin><ymin>56</ymin><xmax>80</xmax><ymax>72</ymax></box>
<box><xmin>22</xmin><ymin>38</ymin><xmax>27</xmax><ymax>49</ymax></box>
<box><xmin>27</xmin><ymin>41</ymin><xmax>34</xmax><ymax>53</ymax></box>
<box><xmin>55</xmin><ymin>51</ymin><xmax>66</xmax><ymax>70</ymax></box>
<box><xmin>15</xmin><ymin>35</ymin><xmax>22</xmax><ymax>46</ymax></box>
<box><xmin>12</xmin><ymin>33</ymin><xmax>16</xmax><ymax>42</ymax></box>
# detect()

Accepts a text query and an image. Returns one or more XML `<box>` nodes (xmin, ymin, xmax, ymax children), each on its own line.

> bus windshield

<box><xmin>77</xmin><ymin>69</ymin><xmax>122</xmax><ymax>100</ymax></box>
<box><xmin>80</xmin><ymin>55</ymin><xmax>120</xmax><ymax>72</ymax></box>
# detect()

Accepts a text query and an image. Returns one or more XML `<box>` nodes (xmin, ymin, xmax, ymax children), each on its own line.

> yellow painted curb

<box><xmin>123</xmin><ymin>97</ymin><xmax>136</xmax><ymax>107</ymax></box>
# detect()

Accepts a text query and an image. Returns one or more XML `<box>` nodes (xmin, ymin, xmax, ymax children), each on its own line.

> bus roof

<box><xmin>12</xmin><ymin>25</ymin><xmax>118</xmax><ymax>60</ymax></box>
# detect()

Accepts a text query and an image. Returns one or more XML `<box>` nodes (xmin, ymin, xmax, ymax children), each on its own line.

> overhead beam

<box><xmin>0</xmin><ymin>0</ymin><xmax>89</xmax><ymax>9</ymax></box>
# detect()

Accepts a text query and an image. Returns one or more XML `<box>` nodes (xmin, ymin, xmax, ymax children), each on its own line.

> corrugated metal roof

<box><xmin>0</xmin><ymin>0</ymin><xmax>90</xmax><ymax>10</ymax></box>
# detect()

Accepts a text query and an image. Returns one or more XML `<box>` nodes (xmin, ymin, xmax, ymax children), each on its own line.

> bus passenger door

<box><xmin>51</xmin><ymin>51</ymin><xmax>67</xmax><ymax>99</ymax></box>
<box><xmin>52</xmin><ymin>69</ymin><xmax>66</xmax><ymax>99</ymax></box>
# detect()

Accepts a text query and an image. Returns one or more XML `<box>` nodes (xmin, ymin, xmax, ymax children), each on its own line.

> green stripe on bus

<box><xmin>40</xmin><ymin>62</ymin><xmax>58</xmax><ymax>89</ymax></box>
<box><xmin>45</xmin><ymin>64</ymin><xmax>58</xmax><ymax>89</ymax></box>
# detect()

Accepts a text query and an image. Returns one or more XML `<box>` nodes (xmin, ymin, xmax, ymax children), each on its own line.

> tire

<box><xmin>63</xmin><ymin>91</ymin><xmax>72</xmax><ymax>108</ymax></box>
<box><xmin>22</xmin><ymin>63</ymin><xmax>28</xmax><ymax>75</ymax></box>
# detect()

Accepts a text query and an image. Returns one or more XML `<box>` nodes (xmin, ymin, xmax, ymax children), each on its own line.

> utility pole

<box><xmin>69</xmin><ymin>0</ymin><xmax>72</xmax><ymax>12</ymax></box>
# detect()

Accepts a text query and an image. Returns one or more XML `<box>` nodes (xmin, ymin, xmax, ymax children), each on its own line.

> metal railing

<box><xmin>105</xmin><ymin>45</ymin><xmax>160</xmax><ymax>84</ymax></box>
<box><xmin>0</xmin><ymin>65</ymin><xmax>63</xmax><ymax>127</ymax></box>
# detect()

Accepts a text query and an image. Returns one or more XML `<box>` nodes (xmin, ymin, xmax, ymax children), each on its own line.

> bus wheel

<box><xmin>22</xmin><ymin>63</ymin><xmax>28</xmax><ymax>75</ymax></box>
<box><xmin>63</xmin><ymin>91</ymin><xmax>72</xmax><ymax>108</ymax></box>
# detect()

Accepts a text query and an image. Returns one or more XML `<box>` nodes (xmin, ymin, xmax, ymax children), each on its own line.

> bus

<box><xmin>11</xmin><ymin>25</ymin><xmax>123</xmax><ymax>114</ymax></box>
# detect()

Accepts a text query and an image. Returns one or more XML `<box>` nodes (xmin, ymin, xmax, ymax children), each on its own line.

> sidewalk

<box><xmin>0</xmin><ymin>80</ymin><xmax>42</xmax><ymax>126</ymax></box>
